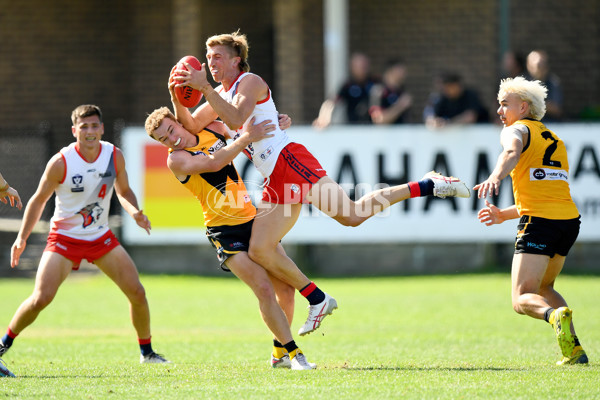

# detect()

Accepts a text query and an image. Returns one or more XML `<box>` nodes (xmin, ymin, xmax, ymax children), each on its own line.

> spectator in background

<box><xmin>501</xmin><ymin>50</ymin><xmax>526</xmax><ymax>79</ymax></box>
<box><xmin>0</xmin><ymin>172</ymin><xmax>22</xmax><ymax>209</ymax></box>
<box><xmin>368</xmin><ymin>59</ymin><xmax>413</xmax><ymax>124</ymax></box>
<box><xmin>313</xmin><ymin>52</ymin><xmax>379</xmax><ymax>128</ymax></box>
<box><xmin>425</xmin><ymin>72</ymin><xmax>489</xmax><ymax>129</ymax></box>
<box><xmin>526</xmin><ymin>50</ymin><xmax>563</xmax><ymax>121</ymax></box>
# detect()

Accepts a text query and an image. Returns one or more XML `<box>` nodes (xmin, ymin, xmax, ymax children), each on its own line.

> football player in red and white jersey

<box><xmin>0</xmin><ymin>105</ymin><xmax>169</xmax><ymax>365</ymax></box>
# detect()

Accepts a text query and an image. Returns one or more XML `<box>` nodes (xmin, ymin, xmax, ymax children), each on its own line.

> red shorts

<box><xmin>262</xmin><ymin>142</ymin><xmax>327</xmax><ymax>204</ymax></box>
<box><xmin>44</xmin><ymin>230</ymin><xmax>120</xmax><ymax>270</ymax></box>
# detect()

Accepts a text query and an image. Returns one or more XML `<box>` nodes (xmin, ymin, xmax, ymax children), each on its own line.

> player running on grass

<box><xmin>170</xmin><ymin>31</ymin><xmax>471</xmax><ymax>337</ymax></box>
<box><xmin>475</xmin><ymin>77</ymin><xmax>587</xmax><ymax>365</ymax></box>
<box><xmin>145</xmin><ymin>106</ymin><xmax>317</xmax><ymax>369</ymax></box>
<box><xmin>0</xmin><ymin>105</ymin><xmax>169</xmax><ymax>366</ymax></box>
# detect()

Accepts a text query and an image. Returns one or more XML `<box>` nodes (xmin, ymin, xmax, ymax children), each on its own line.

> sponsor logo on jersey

<box><xmin>208</xmin><ymin>140</ymin><xmax>226</xmax><ymax>154</ymax></box>
<box><xmin>530</xmin><ymin>168</ymin><xmax>568</xmax><ymax>182</ymax></box>
<box><xmin>71</xmin><ymin>174</ymin><xmax>84</xmax><ymax>192</ymax></box>
<box><xmin>259</xmin><ymin>146</ymin><xmax>273</xmax><ymax>161</ymax></box>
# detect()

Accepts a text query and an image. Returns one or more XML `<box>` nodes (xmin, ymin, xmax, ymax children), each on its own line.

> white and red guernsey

<box><xmin>216</xmin><ymin>72</ymin><xmax>291</xmax><ymax>178</ymax></box>
<box><xmin>51</xmin><ymin>141</ymin><xmax>116</xmax><ymax>240</ymax></box>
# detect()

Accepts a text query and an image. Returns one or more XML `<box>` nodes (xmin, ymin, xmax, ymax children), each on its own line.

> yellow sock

<box><xmin>273</xmin><ymin>344</ymin><xmax>286</xmax><ymax>359</ymax></box>
<box><xmin>288</xmin><ymin>348</ymin><xmax>302</xmax><ymax>360</ymax></box>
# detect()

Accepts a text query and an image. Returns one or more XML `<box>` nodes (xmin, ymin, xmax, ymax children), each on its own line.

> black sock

<box><xmin>283</xmin><ymin>340</ymin><xmax>298</xmax><ymax>354</ymax></box>
<box><xmin>1</xmin><ymin>330</ymin><xmax>16</xmax><ymax>348</ymax></box>
<box><xmin>300</xmin><ymin>282</ymin><xmax>326</xmax><ymax>305</ymax></box>
<box><xmin>139</xmin><ymin>343</ymin><xmax>154</xmax><ymax>356</ymax></box>
<box><xmin>418</xmin><ymin>179</ymin><xmax>435</xmax><ymax>196</ymax></box>
<box><xmin>543</xmin><ymin>307</ymin><xmax>555</xmax><ymax>323</ymax></box>
<box><xmin>273</xmin><ymin>339</ymin><xmax>284</xmax><ymax>348</ymax></box>
<box><xmin>574</xmin><ymin>336</ymin><xmax>581</xmax><ymax>347</ymax></box>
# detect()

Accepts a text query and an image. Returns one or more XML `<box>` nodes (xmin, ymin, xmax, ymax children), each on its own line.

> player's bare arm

<box><xmin>11</xmin><ymin>154</ymin><xmax>63</xmax><ymax>267</ymax></box>
<box><xmin>167</xmin><ymin>117</ymin><xmax>274</xmax><ymax>177</ymax></box>
<box><xmin>168</xmin><ymin>76</ymin><xmax>218</xmax><ymax>135</ymax></box>
<box><xmin>474</xmin><ymin>136</ymin><xmax>523</xmax><ymax>198</ymax></box>
<box><xmin>178</xmin><ymin>63</ymin><xmax>267</xmax><ymax>130</ymax></box>
<box><xmin>113</xmin><ymin>148</ymin><xmax>151</xmax><ymax>235</ymax></box>
<box><xmin>477</xmin><ymin>201</ymin><xmax>519</xmax><ymax>226</ymax></box>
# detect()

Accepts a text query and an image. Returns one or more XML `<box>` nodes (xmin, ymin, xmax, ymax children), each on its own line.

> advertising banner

<box><xmin>122</xmin><ymin>124</ymin><xmax>600</xmax><ymax>244</ymax></box>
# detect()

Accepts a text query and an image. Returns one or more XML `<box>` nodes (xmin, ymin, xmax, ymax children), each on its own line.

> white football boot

<box><xmin>422</xmin><ymin>171</ymin><xmax>470</xmax><ymax>198</ymax></box>
<box><xmin>298</xmin><ymin>292</ymin><xmax>338</xmax><ymax>336</ymax></box>
<box><xmin>290</xmin><ymin>352</ymin><xmax>316</xmax><ymax>370</ymax></box>
<box><xmin>140</xmin><ymin>352</ymin><xmax>171</xmax><ymax>364</ymax></box>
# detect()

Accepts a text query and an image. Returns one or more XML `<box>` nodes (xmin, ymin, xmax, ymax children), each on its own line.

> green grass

<box><xmin>0</xmin><ymin>273</ymin><xmax>598</xmax><ymax>399</ymax></box>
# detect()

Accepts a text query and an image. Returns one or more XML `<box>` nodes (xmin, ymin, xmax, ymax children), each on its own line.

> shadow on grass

<box><xmin>336</xmin><ymin>365</ymin><xmax>527</xmax><ymax>372</ymax></box>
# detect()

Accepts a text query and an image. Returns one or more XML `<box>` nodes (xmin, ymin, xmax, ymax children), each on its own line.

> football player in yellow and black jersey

<box><xmin>474</xmin><ymin>77</ymin><xmax>586</xmax><ymax>365</ymax></box>
<box><xmin>145</xmin><ymin>106</ymin><xmax>316</xmax><ymax>370</ymax></box>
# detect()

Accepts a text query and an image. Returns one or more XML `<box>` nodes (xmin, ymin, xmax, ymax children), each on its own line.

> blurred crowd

<box><xmin>313</xmin><ymin>49</ymin><xmax>565</xmax><ymax>130</ymax></box>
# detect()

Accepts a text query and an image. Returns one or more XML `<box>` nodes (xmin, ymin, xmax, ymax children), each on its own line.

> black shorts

<box><xmin>514</xmin><ymin>215</ymin><xmax>580</xmax><ymax>257</ymax></box>
<box><xmin>205</xmin><ymin>219</ymin><xmax>253</xmax><ymax>271</ymax></box>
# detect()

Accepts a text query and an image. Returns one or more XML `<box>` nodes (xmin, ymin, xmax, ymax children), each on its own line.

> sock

<box><xmin>284</xmin><ymin>341</ymin><xmax>300</xmax><ymax>359</ymax></box>
<box><xmin>408</xmin><ymin>179</ymin><xmax>434</xmax><ymax>198</ymax></box>
<box><xmin>138</xmin><ymin>337</ymin><xmax>153</xmax><ymax>356</ymax></box>
<box><xmin>300</xmin><ymin>282</ymin><xmax>326</xmax><ymax>305</ymax></box>
<box><xmin>1</xmin><ymin>328</ymin><xmax>18</xmax><ymax>348</ymax></box>
<box><xmin>574</xmin><ymin>336</ymin><xmax>581</xmax><ymax>347</ymax></box>
<box><xmin>273</xmin><ymin>339</ymin><xmax>286</xmax><ymax>359</ymax></box>
<box><xmin>544</xmin><ymin>307</ymin><xmax>555</xmax><ymax>324</ymax></box>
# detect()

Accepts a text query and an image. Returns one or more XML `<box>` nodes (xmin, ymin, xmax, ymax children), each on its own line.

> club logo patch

<box><xmin>71</xmin><ymin>174</ymin><xmax>84</xmax><ymax>192</ymax></box>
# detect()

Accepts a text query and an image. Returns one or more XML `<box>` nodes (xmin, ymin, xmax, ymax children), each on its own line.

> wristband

<box><xmin>0</xmin><ymin>182</ymin><xmax>9</xmax><ymax>192</ymax></box>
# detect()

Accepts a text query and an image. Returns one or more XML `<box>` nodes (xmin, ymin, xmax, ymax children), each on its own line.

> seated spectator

<box><xmin>313</xmin><ymin>52</ymin><xmax>379</xmax><ymax>128</ymax></box>
<box><xmin>425</xmin><ymin>72</ymin><xmax>489</xmax><ymax>129</ymax></box>
<box><xmin>526</xmin><ymin>49</ymin><xmax>563</xmax><ymax>121</ymax></box>
<box><xmin>368</xmin><ymin>59</ymin><xmax>413</xmax><ymax>124</ymax></box>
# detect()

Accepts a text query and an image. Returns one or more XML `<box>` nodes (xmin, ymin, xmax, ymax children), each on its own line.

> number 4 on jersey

<box><xmin>98</xmin><ymin>184</ymin><xmax>107</xmax><ymax>199</ymax></box>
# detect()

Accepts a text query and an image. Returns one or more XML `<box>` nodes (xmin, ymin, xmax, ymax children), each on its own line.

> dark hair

<box><xmin>71</xmin><ymin>104</ymin><xmax>103</xmax><ymax>125</ymax></box>
<box><xmin>441</xmin><ymin>72</ymin><xmax>462</xmax><ymax>84</ymax></box>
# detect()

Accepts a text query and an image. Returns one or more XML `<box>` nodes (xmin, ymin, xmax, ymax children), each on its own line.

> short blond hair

<box><xmin>145</xmin><ymin>107</ymin><xmax>175</xmax><ymax>139</ymax></box>
<box><xmin>498</xmin><ymin>76</ymin><xmax>547</xmax><ymax>120</ymax></box>
<box><xmin>206</xmin><ymin>30</ymin><xmax>250</xmax><ymax>72</ymax></box>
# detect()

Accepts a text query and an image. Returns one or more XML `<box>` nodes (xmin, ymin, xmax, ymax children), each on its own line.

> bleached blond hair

<box><xmin>497</xmin><ymin>76</ymin><xmax>547</xmax><ymax>120</ymax></box>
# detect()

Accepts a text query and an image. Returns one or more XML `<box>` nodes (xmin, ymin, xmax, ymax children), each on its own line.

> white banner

<box><xmin>122</xmin><ymin>123</ymin><xmax>600</xmax><ymax>244</ymax></box>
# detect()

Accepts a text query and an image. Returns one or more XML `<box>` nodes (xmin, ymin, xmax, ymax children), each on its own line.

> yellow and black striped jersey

<box><xmin>510</xmin><ymin>118</ymin><xmax>579</xmax><ymax>219</ymax></box>
<box><xmin>174</xmin><ymin>127</ymin><xmax>256</xmax><ymax>227</ymax></box>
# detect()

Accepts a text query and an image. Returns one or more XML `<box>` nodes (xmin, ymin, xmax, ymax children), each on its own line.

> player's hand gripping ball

<box><xmin>172</xmin><ymin>55</ymin><xmax>203</xmax><ymax>108</ymax></box>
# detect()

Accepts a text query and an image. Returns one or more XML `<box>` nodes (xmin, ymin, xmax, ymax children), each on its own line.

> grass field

<box><xmin>0</xmin><ymin>273</ymin><xmax>598</xmax><ymax>399</ymax></box>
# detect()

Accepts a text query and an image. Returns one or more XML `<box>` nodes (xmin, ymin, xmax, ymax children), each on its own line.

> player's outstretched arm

<box><xmin>11</xmin><ymin>155</ymin><xmax>62</xmax><ymax>267</ymax></box>
<box><xmin>113</xmin><ymin>148</ymin><xmax>151</xmax><ymax>235</ymax></box>
<box><xmin>175</xmin><ymin>65</ymin><xmax>265</xmax><ymax>131</ymax></box>
<box><xmin>168</xmin><ymin>117</ymin><xmax>274</xmax><ymax>176</ymax></box>
<box><xmin>168</xmin><ymin>74</ymin><xmax>218</xmax><ymax>136</ymax></box>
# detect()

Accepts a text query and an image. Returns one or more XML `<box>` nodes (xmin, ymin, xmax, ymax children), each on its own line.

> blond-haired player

<box><xmin>475</xmin><ymin>77</ymin><xmax>587</xmax><ymax>365</ymax></box>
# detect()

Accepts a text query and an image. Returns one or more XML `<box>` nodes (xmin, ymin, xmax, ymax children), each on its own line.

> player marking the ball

<box><xmin>170</xmin><ymin>30</ymin><xmax>471</xmax><ymax>337</ymax></box>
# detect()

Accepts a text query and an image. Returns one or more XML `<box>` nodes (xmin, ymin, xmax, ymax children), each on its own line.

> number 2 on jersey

<box><xmin>541</xmin><ymin>131</ymin><xmax>562</xmax><ymax>168</ymax></box>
